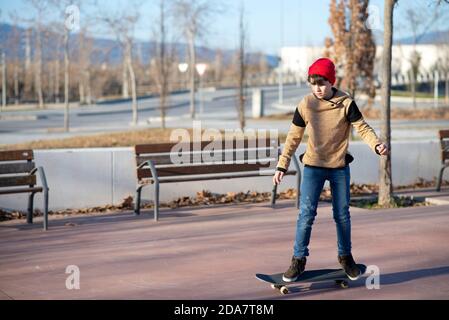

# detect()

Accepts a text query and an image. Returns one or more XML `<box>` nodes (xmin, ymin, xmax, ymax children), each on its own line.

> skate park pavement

<box><xmin>1</xmin><ymin>187</ymin><xmax>449</xmax><ymax>300</ymax></box>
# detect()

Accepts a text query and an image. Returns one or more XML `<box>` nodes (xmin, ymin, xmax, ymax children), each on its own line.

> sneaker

<box><xmin>338</xmin><ymin>254</ymin><xmax>361</xmax><ymax>280</ymax></box>
<box><xmin>282</xmin><ymin>256</ymin><xmax>306</xmax><ymax>282</ymax></box>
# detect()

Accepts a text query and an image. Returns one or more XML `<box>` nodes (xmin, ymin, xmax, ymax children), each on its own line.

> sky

<box><xmin>0</xmin><ymin>0</ymin><xmax>448</xmax><ymax>55</ymax></box>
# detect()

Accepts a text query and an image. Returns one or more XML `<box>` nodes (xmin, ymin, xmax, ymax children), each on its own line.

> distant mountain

<box><xmin>394</xmin><ymin>29</ymin><xmax>449</xmax><ymax>45</ymax></box>
<box><xmin>0</xmin><ymin>22</ymin><xmax>279</xmax><ymax>68</ymax></box>
<box><xmin>373</xmin><ymin>29</ymin><xmax>449</xmax><ymax>45</ymax></box>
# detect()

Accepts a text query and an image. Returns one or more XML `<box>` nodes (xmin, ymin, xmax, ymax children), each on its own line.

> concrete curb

<box><xmin>0</xmin><ymin>115</ymin><xmax>38</xmax><ymax>121</ymax></box>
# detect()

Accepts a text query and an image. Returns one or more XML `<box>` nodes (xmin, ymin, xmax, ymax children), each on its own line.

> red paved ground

<box><xmin>1</xmin><ymin>190</ymin><xmax>449</xmax><ymax>300</ymax></box>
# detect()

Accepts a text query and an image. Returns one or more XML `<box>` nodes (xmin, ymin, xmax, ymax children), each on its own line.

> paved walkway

<box><xmin>1</xmin><ymin>190</ymin><xmax>449</xmax><ymax>300</ymax></box>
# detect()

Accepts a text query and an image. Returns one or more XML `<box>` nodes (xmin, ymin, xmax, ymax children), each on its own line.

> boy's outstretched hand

<box><xmin>273</xmin><ymin>170</ymin><xmax>285</xmax><ymax>185</ymax></box>
<box><xmin>376</xmin><ymin>143</ymin><xmax>389</xmax><ymax>155</ymax></box>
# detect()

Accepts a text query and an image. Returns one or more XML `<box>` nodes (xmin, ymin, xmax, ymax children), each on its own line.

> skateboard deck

<box><xmin>256</xmin><ymin>264</ymin><xmax>367</xmax><ymax>294</ymax></box>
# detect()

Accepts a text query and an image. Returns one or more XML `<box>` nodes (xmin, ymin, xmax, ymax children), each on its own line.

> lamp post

<box><xmin>195</xmin><ymin>63</ymin><xmax>207</xmax><ymax>116</ymax></box>
<box><xmin>178</xmin><ymin>63</ymin><xmax>189</xmax><ymax>89</ymax></box>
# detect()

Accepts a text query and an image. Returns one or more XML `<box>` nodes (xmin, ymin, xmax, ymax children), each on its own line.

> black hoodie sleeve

<box><xmin>292</xmin><ymin>108</ymin><xmax>306</xmax><ymax>127</ymax></box>
<box><xmin>347</xmin><ymin>101</ymin><xmax>363</xmax><ymax>123</ymax></box>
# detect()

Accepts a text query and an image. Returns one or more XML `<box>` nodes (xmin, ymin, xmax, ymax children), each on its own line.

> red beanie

<box><xmin>308</xmin><ymin>58</ymin><xmax>336</xmax><ymax>85</ymax></box>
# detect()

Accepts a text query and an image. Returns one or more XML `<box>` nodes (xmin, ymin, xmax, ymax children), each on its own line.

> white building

<box><xmin>281</xmin><ymin>44</ymin><xmax>449</xmax><ymax>84</ymax></box>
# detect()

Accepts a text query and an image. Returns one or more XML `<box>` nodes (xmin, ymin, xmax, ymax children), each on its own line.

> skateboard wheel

<box><xmin>280</xmin><ymin>286</ymin><xmax>289</xmax><ymax>295</ymax></box>
<box><xmin>336</xmin><ymin>280</ymin><xmax>349</xmax><ymax>289</ymax></box>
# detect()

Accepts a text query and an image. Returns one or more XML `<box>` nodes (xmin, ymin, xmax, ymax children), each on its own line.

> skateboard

<box><xmin>255</xmin><ymin>264</ymin><xmax>367</xmax><ymax>295</ymax></box>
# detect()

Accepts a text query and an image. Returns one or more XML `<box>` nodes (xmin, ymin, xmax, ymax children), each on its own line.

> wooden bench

<box><xmin>134</xmin><ymin>137</ymin><xmax>301</xmax><ymax>220</ymax></box>
<box><xmin>0</xmin><ymin>150</ymin><xmax>49</xmax><ymax>230</ymax></box>
<box><xmin>436</xmin><ymin>129</ymin><xmax>449</xmax><ymax>191</ymax></box>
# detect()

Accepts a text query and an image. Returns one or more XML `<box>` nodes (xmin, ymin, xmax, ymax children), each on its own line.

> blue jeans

<box><xmin>293</xmin><ymin>165</ymin><xmax>352</xmax><ymax>258</ymax></box>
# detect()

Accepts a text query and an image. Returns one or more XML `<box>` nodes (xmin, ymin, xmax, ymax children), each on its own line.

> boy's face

<box><xmin>309</xmin><ymin>79</ymin><xmax>333</xmax><ymax>99</ymax></box>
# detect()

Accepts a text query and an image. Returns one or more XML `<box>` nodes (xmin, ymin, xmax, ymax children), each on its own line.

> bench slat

<box><xmin>0</xmin><ymin>175</ymin><xmax>36</xmax><ymax>187</ymax></box>
<box><xmin>0</xmin><ymin>186</ymin><xmax>42</xmax><ymax>195</ymax></box>
<box><xmin>443</xmin><ymin>151</ymin><xmax>449</xmax><ymax>161</ymax></box>
<box><xmin>136</xmin><ymin>149</ymin><xmax>277</xmax><ymax>166</ymax></box>
<box><xmin>0</xmin><ymin>150</ymin><xmax>34</xmax><ymax>161</ymax></box>
<box><xmin>135</xmin><ymin>138</ymin><xmax>278</xmax><ymax>155</ymax></box>
<box><xmin>138</xmin><ymin>170</ymin><xmax>297</xmax><ymax>184</ymax></box>
<box><xmin>137</xmin><ymin>162</ymin><xmax>275</xmax><ymax>179</ymax></box>
<box><xmin>439</xmin><ymin>130</ymin><xmax>449</xmax><ymax>139</ymax></box>
<box><xmin>0</xmin><ymin>162</ymin><xmax>35</xmax><ymax>174</ymax></box>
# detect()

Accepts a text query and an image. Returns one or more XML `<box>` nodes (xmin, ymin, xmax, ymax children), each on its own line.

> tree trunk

<box><xmin>85</xmin><ymin>69</ymin><xmax>92</xmax><ymax>105</ymax></box>
<box><xmin>79</xmin><ymin>77</ymin><xmax>85</xmax><ymax>104</ymax></box>
<box><xmin>55</xmin><ymin>49</ymin><xmax>60</xmax><ymax>103</ymax></box>
<box><xmin>1</xmin><ymin>52</ymin><xmax>6</xmax><ymax>108</ymax></box>
<box><xmin>122</xmin><ymin>56</ymin><xmax>129</xmax><ymax>98</ymax></box>
<box><xmin>159</xmin><ymin>0</ymin><xmax>167</xmax><ymax>129</ymax></box>
<box><xmin>126</xmin><ymin>41</ymin><xmax>138</xmax><ymax>125</ymax></box>
<box><xmin>79</xmin><ymin>32</ymin><xmax>85</xmax><ymax>104</ymax></box>
<box><xmin>14</xmin><ymin>64</ymin><xmax>19</xmax><ymax>105</ymax></box>
<box><xmin>64</xmin><ymin>28</ymin><xmax>70</xmax><ymax>132</ymax></box>
<box><xmin>378</xmin><ymin>0</ymin><xmax>395</xmax><ymax>207</ymax></box>
<box><xmin>445</xmin><ymin>72</ymin><xmax>448</xmax><ymax>105</ymax></box>
<box><xmin>24</xmin><ymin>28</ymin><xmax>32</xmax><ymax>100</ymax></box>
<box><xmin>35</xmin><ymin>28</ymin><xmax>44</xmax><ymax>108</ymax></box>
<box><xmin>188</xmin><ymin>32</ymin><xmax>196</xmax><ymax>119</ymax></box>
<box><xmin>411</xmin><ymin>68</ymin><xmax>416</xmax><ymax>108</ymax></box>
<box><xmin>237</xmin><ymin>3</ymin><xmax>246</xmax><ymax>130</ymax></box>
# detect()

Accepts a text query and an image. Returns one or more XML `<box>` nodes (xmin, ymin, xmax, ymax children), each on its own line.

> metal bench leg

<box><xmin>271</xmin><ymin>184</ymin><xmax>277</xmax><ymax>208</ymax></box>
<box><xmin>436</xmin><ymin>165</ymin><xmax>447</xmax><ymax>192</ymax></box>
<box><xmin>43</xmin><ymin>188</ymin><xmax>49</xmax><ymax>231</ymax></box>
<box><xmin>36</xmin><ymin>167</ymin><xmax>49</xmax><ymax>231</ymax></box>
<box><xmin>154</xmin><ymin>180</ymin><xmax>159</xmax><ymax>222</ymax></box>
<box><xmin>135</xmin><ymin>185</ymin><xmax>143</xmax><ymax>215</ymax></box>
<box><xmin>144</xmin><ymin>160</ymin><xmax>160</xmax><ymax>222</ymax></box>
<box><xmin>27</xmin><ymin>192</ymin><xmax>36</xmax><ymax>224</ymax></box>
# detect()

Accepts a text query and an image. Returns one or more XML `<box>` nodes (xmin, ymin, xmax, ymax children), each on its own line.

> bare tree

<box><xmin>378</xmin><ymin>0</ymin><xmax>397</xmax><ymax>207</ymax></box>
<box><xmin>172</xmin><ymin>0</ymin><xmax>223</xmax><ymax>119</ymax></box>
<box><xmin>402</xmin><ymin>2</ymin><xmax>449</xmax><ymax>108</ymax></box>
<box><xmin>152</xmin><ymin>0</ymin><xmax>174</xmax><ymax>129</ymax></box>
<box><xmin>236</xmin><ymin>1</ymin><xmax>247</xmax><ymax>130</ymax></box>
<box><xmin>4</xmin><ymin>17</ymin><xmax>23</xmax><ymax>106</ymax></box>
<box><xmin>8</xmin><ymin>11</ymin><xmax>36</xmax><ymax>104</ymax></box>
<box><xmin>54</xmin><ymin>35</ymin><xmax>61</xmax><ymax>103</ymax></box>
<box><xmin>97</xmin><ymin>1</ymin><xmax>142</xmax><ymax>125</ymax></box>
<box><xmin>214</xmin><ymin>49</ymin><xmax>224</xmax><ymax>84</ymax></box>
<box><xmin>122</xmin><ymin>53</ymin><xmax>129</xmax><ymax>98</ymax></box>
<box><xmin>49</xmin><ymin>0</ymin><xmax>79</xmax><ymax>132</ymax></box>
<box><xmin>24</xmin><ymin>27</ymin><xmax>33</xmax><ymax>101</ymax></box>
<box><xmin>1</xmin><ymin>52</ymin><xmax>5</xmax><ymax>109</ymax></box>
<box><xmin>78</xmin><ymin>30</ymin><xmax>86</xmax><ymax>104</ymax></box>
<box><xmin>25</xmin><ymin>0</ymin><xmax>47</xmax><ymax>108</ymax></box>
<box><xmin>78</xmin><ymin>27</ymin><xmax>93</xmax><ymax>105</ymax></box>
<box><xmin>64</xmin><ymin>26</ymin><xmax>70</xmax><ymax>130</ymax></box>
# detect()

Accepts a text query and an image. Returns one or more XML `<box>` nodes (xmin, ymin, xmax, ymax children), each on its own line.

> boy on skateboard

<box><xmin>273</xmin><ymin>58</ymin><xmax>389</xmax><ymax>282</ymax></box>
